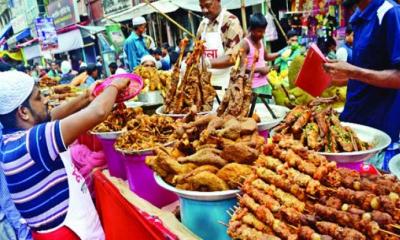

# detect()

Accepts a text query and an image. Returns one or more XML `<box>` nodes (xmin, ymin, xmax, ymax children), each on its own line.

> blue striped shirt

<box><xmin>0</xmin><ymin>121</ymin><xmax>69</xmax><ymax>232</ymax></box>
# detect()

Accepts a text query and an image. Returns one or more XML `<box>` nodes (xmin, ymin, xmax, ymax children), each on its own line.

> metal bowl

<box><xmin>317</xmin><ymin>122</ymin><xmax>391</xmax><ymax>163</ymax></box>
<box><xmin>123</xmin><ymin>101</ymin><xmax>144</xmax><ymax>109</ymax></box>
<box><xmin>255</xmin><ymin>104</ymin><xmax>290</xmax><ymax>131</ymax></box>
<box><xmin>154</xmin><ymin>174</ymin><xmax>240</xmax><ymax>201</ymax></box>
<box><xmin>155</xmin><ymin>106</ymin><xmax>213</xmax><ymax>119</ymax></box>
<box><xmin>89</xmin><ymin>130</ymin><xmax>124</xmax><ymax>140</ymax></box>
<box><xmin>115</xmin><ymin>141</ymin><xmax>175</xmax><ymax>156</ymax></box>
<box><xmin>388</xmin><ymin>154</ymin><xmax>400</xmax><ymax>179</ymax></box>
<box><xmin>138</xmin><ymin>91</ymin><xmax>164</xmax><ymax>105</ymax></box>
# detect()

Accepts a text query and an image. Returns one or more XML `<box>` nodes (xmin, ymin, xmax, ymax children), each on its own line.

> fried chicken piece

<box><xmin>221</xmin><ymin>142</ymin><xmax>259</xmax><ymax>164</ymax></box>
<box><xmin>178</xmin><ymin>171</ymin><xmax>229</xmax><ymax>191</ymax></box>
<box><xmin>177</xmin><ymin>148</ymin><xmax>227</xmax><ymax>167</ymax></box>
<box><xmin>216</xmin><ymin>118</ymin><xmax>242</xmax><ymax>140</ymax></box>
<box><xmin>153</xmin><ymin>147</ymin><xmax>197</xmax><ymax>174</ymax></box>
<box><xmin>240</xmin><ymin>118</ymin><xmax>258</xmax><ymax>135</ymax></box>
<box><xmin>217</xmin><ymin>163</ymin><xmax>252</xmax><ymax>188</ymax></box>
<box><xmin>173</xmin><ymin>165</ymin><xmax>219</xmax><ymax>185</ymax></box>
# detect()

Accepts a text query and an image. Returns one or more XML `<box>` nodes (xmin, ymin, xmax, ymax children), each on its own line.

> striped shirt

<box><xmin>0</xmin><ymin>121</ymin><xmax>69</xmax><ymax>232</ymax></box>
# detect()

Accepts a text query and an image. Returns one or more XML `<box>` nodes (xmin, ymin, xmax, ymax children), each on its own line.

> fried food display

<box><xmin>134</xmin><ymin>65</ymin><xmax>171</xmax><ymax>95</ymax></box>
<box><xmin>163</xmin><ymin>39</ymin><xmax>216</xmax><ymax>114</ymax></box>
<box><xmin>228</xmin><ymin>136</ymin><xmax>400</xmax><ymax>240</ymax></box>
<box><xmin>115</xmin><ymin>114</ymin><xmax>176</xmax><ymax>151</ymax></box>
<box><xmin>92</xmin><ymin>105</ymin><xmax>143</xmax><ymax>132</ymax></box>
<box><xmin>146</xmin><ymin>113</ymin><xmax>265</xmax><ymax>191</ymax></box>
<box><xmin>274</xmin><ymin>100</ymin><xmax>372</xmax><ymax>152</ymax></box>
<box><xmin>217</xmin><ymin>49</ymin><xmax>253</xmax><ymax>117</ymax></box>
<box><xmin>39</xmin><ymin>76</ymin><xmax>58</xmax><ymax>87</ymax></box>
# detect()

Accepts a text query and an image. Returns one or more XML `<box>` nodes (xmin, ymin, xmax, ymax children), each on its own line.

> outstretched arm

<box><xmin>324</xmin><ymin>60</ymin><xmax>400</xmax><ymax>89</ymax></box>
<box><xmin>60</xmin><ymin>78</ymin><xmax>129</xmax><ymax>146</ymax></box>
<box><xmin>50</xmin><ymin>90</ymin><xmax>92</xmax><ymax>121</ymax></box>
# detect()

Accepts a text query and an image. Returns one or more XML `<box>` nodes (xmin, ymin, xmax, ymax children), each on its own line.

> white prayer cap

<box><xmin>132</xmin><ymin>16</ymin><xmax>146</xmax><ymax>26</ymax></box>
<box><xmin>0</xmin><ymin>70</ymin><xmax>35</xmax><ymax>115</ymax></box>
<box><xmin>140</xmin><ymin>55</ymin><xmax>157</xmax><ymax>65</ymax></box>
<box><xmin>61</xmin><ymin>61</ymin><xmax>72</xmax><ymax>74</ymax></box>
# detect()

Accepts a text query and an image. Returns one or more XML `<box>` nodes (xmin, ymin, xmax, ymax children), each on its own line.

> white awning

<box><xmin>78</xmin><ymin>25</ymin><xmax>105</xmax><ymax>35</ymax></box>
<box><xmin>105</xmin><ymin>0</ymin><xmax>179</xmax><ymax>23</ymax></box>
<box><xmin>169</xmin><ymin>0</ymin><xmax>264</xmax><ymax>12</ymax></box>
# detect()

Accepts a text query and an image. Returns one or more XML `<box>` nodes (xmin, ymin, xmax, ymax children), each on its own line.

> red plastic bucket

<box><xmin>121</xmin><ymin>151</ymin><xmax>178</xmax><ymax>208</ymax></box>
<box><xmin>98</xmin><ymin>138</ymin><xmax>127</xmax><ymax>180</ymax></box>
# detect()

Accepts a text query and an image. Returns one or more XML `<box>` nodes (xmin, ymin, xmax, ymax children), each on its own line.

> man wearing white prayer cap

<box><xmin>0</xmin><ymin>70</ymin><xmax>130</xmax><ymax>239</ymax></box>
<box><xmin>140</xmin><ymin>54</ymin><xmax>157</xmax><ymax>68</ymax></box>
<box><xmin>124</xmin><ymin>16</ymin><xmax>149</xmax><ymax>71</ymax></box>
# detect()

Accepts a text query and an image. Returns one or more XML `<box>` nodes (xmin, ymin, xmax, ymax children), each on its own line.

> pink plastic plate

<box><xmin>93</xmin><ymin>73</ymin><xmax>143</xmax><ymax>103</ymax></box>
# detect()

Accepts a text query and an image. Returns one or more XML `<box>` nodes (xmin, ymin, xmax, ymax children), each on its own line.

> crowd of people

<box><xmin>0</xmin><ymin>0</ymin><xmax>400</xmax><ymax>239</ymax></box>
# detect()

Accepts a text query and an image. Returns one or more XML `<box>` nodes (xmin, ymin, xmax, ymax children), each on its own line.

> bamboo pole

<box><xmin>142</xmin><ymin>0</ymin><xmax>195</xmax><ymax>38</ymax></box>
<box><xmin>241</xmin><ymin>0</ymin><xmax>248</xmax><ymax>31</ymax></box>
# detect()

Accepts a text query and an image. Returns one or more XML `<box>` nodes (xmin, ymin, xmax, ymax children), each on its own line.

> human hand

<box><xmin>111</xmin><ymin>78</ymin><xmax>130</xmax><ymax>91</ymax></box>
<box><xmin>323</xmin><ymin>60</ymin><xmax>355</xmax><ymax>86</ymax></box>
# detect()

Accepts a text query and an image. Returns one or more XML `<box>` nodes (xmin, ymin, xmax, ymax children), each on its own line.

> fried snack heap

<box><xmin>164</xmin><ymin>39</ymin><xmax>216</xmax><ymax>114</ymax></box>
<box><xmin>92</xmin><ymin>105</ymin><xmax>143</xmax><ymax>132</ymax></box>
<box><xmin>134</xmin><ymin>65</ymin><xmax>171</xmax><ymax>95</ymax></box>
<box><xmin>114</xmin><ymin>114</ymin><xmax>176</xmax><ymax>151</ymax></box>
<box><xmin>274</xmin><ymin>100</ymin><xmax>372</xmax><ymax>153</ymax></box>
<box><xmin>145</xmin><ymin>112</ymin><xmax>265</xmax><ymax>192</ymax></box>
<box><xmin>228</xmin><ymin>136</ymin><xmax>400</xmax><ymax>240</ymax></box>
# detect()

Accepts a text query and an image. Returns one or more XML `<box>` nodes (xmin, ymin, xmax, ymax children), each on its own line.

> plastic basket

<box><xmin>120</xmin><ymin>150</ymin><xmax>178</xmax><ymax>208</ymax></box>
<box><xmin>97</xmin><ymin>138</ymin><xmax>126</xmax><ymax>180</ymax></box>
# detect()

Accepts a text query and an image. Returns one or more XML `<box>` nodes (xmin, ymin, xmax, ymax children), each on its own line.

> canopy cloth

<box><xmin>105</xmin><ymin>0</ymin><xmax>264</xmax><ymax>23</ymax></box>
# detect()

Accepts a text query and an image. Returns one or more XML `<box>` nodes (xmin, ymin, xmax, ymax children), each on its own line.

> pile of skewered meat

<box><xmin>114</xmin><ymin>114</ymin><xmax>176</xmax><ymax>152</ymax></box>
<box><xmin>228</xmin><ymin>136</ymin><xmax>400</xmax><ymax>240</ymax></box>
<box><xmin>274</xmin><ymin>101</ymin><xmax>372</xmax><ymax>152</ymax></box>
<box><xmin>217</xmin><ymin>49</ymin><xmax>254</xmax><ymax>118</ymax></box>
<box><xmin>92</xmin><ymin>105</ymin><xmax>143</xmax><ymax>132</ymax></box>
<box><xmin>163</xmin><ymin>39</ymin><xmax>216</xmax><ymax>114</ymax></box>
<box><xmin>145</xmin><ymin>110</ymin><xmax>265</xmax><ymax>191</ymax></box>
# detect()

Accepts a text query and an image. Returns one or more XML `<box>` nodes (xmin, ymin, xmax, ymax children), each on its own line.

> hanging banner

<box><xmin>35</xmin><ymin>17</ymin><xmax>59</xmax><ymax>51</ymax></box>
<box><xmin>102</xmin><ymin>0</ymin><xmax>132</xmax><ymax>16</ymax></box>
<box><xmin>47</xmin><ymin>0</ymin><xmax>79</xmax><ymax>30</ymax></box>
<box><xmin>105</xmin><ymin>24</ymin><xmax>125</xmax><ymax>53</ymax></box>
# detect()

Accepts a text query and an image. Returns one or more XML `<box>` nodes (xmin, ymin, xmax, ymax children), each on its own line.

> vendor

<box><xmin>140</xmin><ymin>55</ymin><xmax>157</xmax><ymax>68</ymax></box>
<box><xmin>124</xmin><ymin>16</ymin><xmax>149</xmax><ymax>71</ymax></box>
<box><xmin>324</xmin><ymin>0</ymin><xmax>400</xmax><ymax>144</ymax></box>
<box><xmin>0</xmin><ymin>70</ymin><xmax>129</xmax><ymax>239</ymax></box>
<box><xmin>197</xmin><ymin>0</ymin><xmax>244</xmax><ymax>91</ymax></box>
<box><xmin>242</xmin><ymin>13</ymin><xmax>281</xmax><ymax>97</ymax></box>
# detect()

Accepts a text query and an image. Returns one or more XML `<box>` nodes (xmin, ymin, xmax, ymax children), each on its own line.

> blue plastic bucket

<box><xmin>180</xmin><ymin>197</ymin><xmax>237</xmax><ymax>240</ymax></box>
<box><xmin>155</xmin><ymin>175</ymin><xmax>239</xmax><ymax>240</ymax></box>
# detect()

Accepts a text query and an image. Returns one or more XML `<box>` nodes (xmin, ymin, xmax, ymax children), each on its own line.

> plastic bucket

<box><xmin>121</xmin><ymin>151</ymin><xmax>178</xmax><ymax>208</ymax></box>
<box><xmin>155</xmin><ymin>175</ymin><xmax>239</xmax><ymax>240</ymax></box>
<box><xmin>98</xmin><ymin>138</ymin><xmax>126</xmax><ymax>180</ymax></box>
<box><xmin>180</xmin><ymin>197</ymin><xmax>236</xmax><ymax>240</ymax></box>
<box><xmin>258</xmin><ymin>129</ymin><xmax>269</xmax><ymax>139</ymax></box>
<box><xmin>336</xmin><ymin>161</ymin><xmax>364</xmax><ymax>171</ymax></box>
